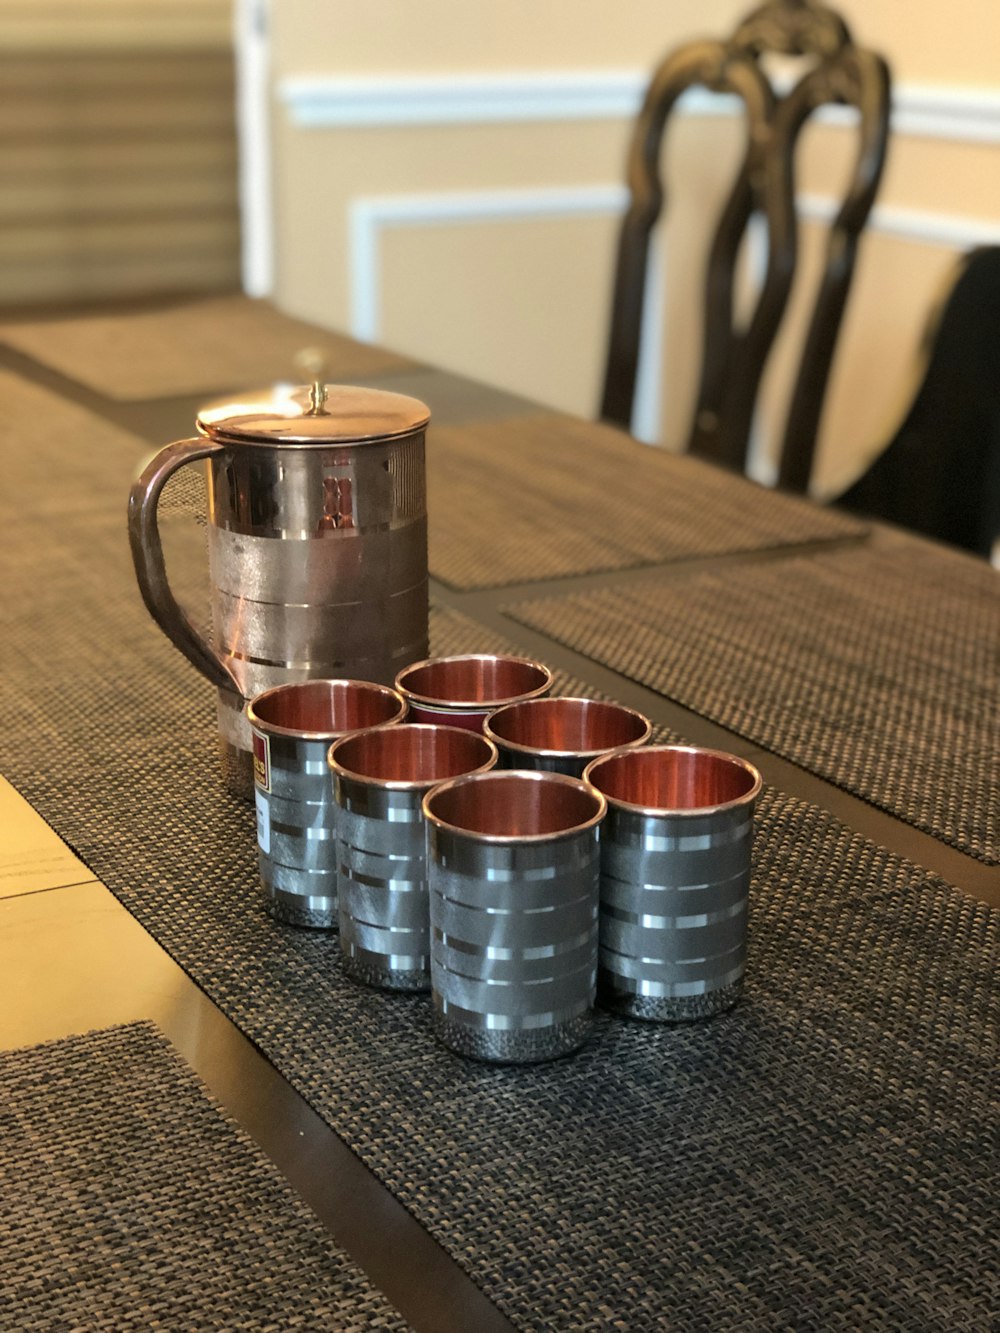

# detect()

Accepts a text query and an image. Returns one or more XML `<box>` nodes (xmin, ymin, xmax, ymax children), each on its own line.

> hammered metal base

<box><xmin>342</xmin><ymin>953</ymin><xmax>430</xmax><ymax>994</ymax></box>
<box><xmin>220</xmin><ymin>739</ymin><xmax>254</xmax><ymax>802</ymax></box>
<box><xmin>266</xmin><ymin>898</ymin><xmax>338</xmax><ymax>930</ymax></box>
<box><xmin>432</xmin><ymin>1012</ymin><xmax>593</xmax><ymax>1064</ymax></box>
<box><xmin>598</xmin><ymin>977</ymin><xmax>744</xmax><ymax>1023</ymax></box>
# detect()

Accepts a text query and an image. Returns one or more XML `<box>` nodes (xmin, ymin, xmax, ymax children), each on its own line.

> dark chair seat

<box><xmin>837</xmin><ymin>246</ymin><xmax>1000</xmax><ymax>560</ymax></box>
<box><xmin>601</xmin><ymin>0</ymin><xmax>890</xmax><ymax>489</ymax></box>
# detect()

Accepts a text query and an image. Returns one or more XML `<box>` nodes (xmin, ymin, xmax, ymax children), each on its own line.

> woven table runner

<box><xmin>3</xmin><ymin>377</ymin><xmax>999</xmax><ymax>1329</ymax></box>
<box><xmin>427</xmin><ymin>413</ymin><xmax>866</xmax><ymax>588</ymax></box>
<box><xmin>508</xmin><ymin>543</ymin><xmax>1000</xmax><ymax>864</ymax></box>
<box><xmin>0</xmin><ymin>294</ymin><xmax>414</xmax><ymax>400</ymax></box>
<box><xmin>0</xmin><ymin>1023</ymin><xmax>407</xmax><ymax>1331</ymax></box>
<box><xmin>0</xmin><ymin>366</ymin><xmax>150</xmax><ymax>516</ymax></box>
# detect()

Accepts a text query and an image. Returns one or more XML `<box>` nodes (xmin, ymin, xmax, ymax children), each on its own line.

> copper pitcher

<box><xmin>128</xmin><ymin>381</ymin><xmax>430</xmax><ymax>797</ymax></box>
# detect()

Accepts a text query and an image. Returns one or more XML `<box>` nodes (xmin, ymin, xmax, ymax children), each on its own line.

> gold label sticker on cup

<box><xmin>252</xmin><ymin>730</ymin><xmax>270</xmax><ymax>792</ymax></box>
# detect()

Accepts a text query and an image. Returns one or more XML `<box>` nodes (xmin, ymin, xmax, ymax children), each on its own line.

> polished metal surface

<box><xmin>484</xmin><ymin>696</ymin><xmax>652</xmax><ymax>776</ymax></box>
<box><xmin>248</xmin><ymin>680</ymin><xmax>406</xmax><ymax>928</ymax></box>
<box><xmin>197</xmin><ymin>382</ymin><xmax>430</xmax><ymax>444</ymax></box>
<box><xmin>395</xmin><ymin>654</ymin><xmax>552</xmax><ymax>730</ymax></box>
<box><xmin>423</xmin><ymin>771</ymin><xmax>605</xmax><ymax>1063</ymax></box>
<box><xmin>128</xmin><ymin>383</ymin><xmax>430</xmax><ymax>797</ymax></box>
<box><xmin>329</xmin><ymin>724</ymin><xmax>497</xmax><ymax>991</ymax></box>
<box><xmin>584</xmin><ymin>745</ymin><xmax>762</xmax><ymax>1021</ymax></box>
<box><xmin>251</xmin><ymin>679</ymin><xmax>408</xmax><ymax>737</ymax></box>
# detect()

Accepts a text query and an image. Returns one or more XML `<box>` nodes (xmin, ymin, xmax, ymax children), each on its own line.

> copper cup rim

<box><xmin>422</xmin><ymin>768</ymin><xmax>606</xmax><ymax>844</ymax></box>
<box><xmin>583</xmin><ymin>744</ymin><xmax>762</xmax><ymax>818</ymax></box>
<box><xmin>328</xmin><ymin>722</ymin><xmax>498</xmax><ymax>792</ymax></box>
<box><xmin>246</xmin><ymin>678</ymin><xmax>407</xmax><ymax>742</ymax></box>
<box><xmin>394</xmin><ymin>653</ymin><xmax>553</xmax><ymax>710</ymax></box>
<box><xmin>484</xmin><ymin>695</ymin><xmax>652</xmax><ymax>760</ymax></box>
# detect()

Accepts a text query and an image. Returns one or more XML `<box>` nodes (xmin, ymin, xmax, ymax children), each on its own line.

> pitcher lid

<box><xmin>196</xmin><ymin>382</ymin><xmax>430</xmax><ymax>445</ymax></box>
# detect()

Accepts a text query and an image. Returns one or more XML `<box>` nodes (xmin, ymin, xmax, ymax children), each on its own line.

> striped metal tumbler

<box><xmin>423</xmin><ymin>770</ymin><xmax>606</xmax><ymax>1063</ymax></box>
<box><xmin>247</xmin><ymin>679</ymin><xmax>406</xmax><ymax>928</ymax></box>
<box><xmin>584</xmin><ymin>745</ymin><xmax>762</xmax><ymax>1021</ymax></box>
<box><xmin>329</xmin><ymin>723</ymin><xmax>497</xmax><ymax>991</ymax></box>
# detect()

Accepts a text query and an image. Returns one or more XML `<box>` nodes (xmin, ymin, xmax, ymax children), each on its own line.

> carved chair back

<box><xmin>600</xmin><ymin>0</ymin><xmax>890</xmax><ymax>489</ymax></box>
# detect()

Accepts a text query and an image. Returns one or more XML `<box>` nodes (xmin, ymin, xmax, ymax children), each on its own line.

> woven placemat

<box><xmin>508</xmin><ymin>542</ymin><xmax>1000</xmax><ymax>865</ymax></box>
<box><xmin>0</xmin><ymin>1022</ymin><xmax>407</xmax><ymax>1331</ymax></box>
<box><xmin>0</xmin><ymin>294</ymin><xmax>414</xmax><ymax>400</ymax></box>
<box><xmin>3</xmin><ymin>380</ymin><xmax>999</xmax><ymax>1328</ymax></box>
<box><xmin>427</xmin><ymin>413</ymin><xmax>866</xmax><ymax>588</ymax></box>
<box><xmin>0</xmin><ymin>346</ymin><xmax>862</xmax><ymax>592</ymax></box>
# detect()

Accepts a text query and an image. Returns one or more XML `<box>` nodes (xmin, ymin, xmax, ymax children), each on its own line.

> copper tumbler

<box><xmin>584</xmin><ymin>745</ymin><xmax>762</xmax><ymax>1022</ymax></box>
<box><xmin>484</xmin><ymin>696</ymin><xmax>652</xmax><ymax>777</ymax></box>
<box><xmin>394</xmin><ymin>654</ymin><xmax>552</xmax><ymax>731</ymax></box>
<box><xmin>423</xmin><ymin>769</ymin><xmax>606</xmax><ymax>1063</ymax></box>
<box><xmin>329</xmin><ymin>723</ymin><xmax>497</xmax><ymax>991</ymax></box>
<box><xmin>248</xmin><ymin>679</ymin><xmax>406</xmax><ymax>928</ymax></box>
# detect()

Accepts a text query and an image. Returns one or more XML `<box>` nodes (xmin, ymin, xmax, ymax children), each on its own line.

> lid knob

<box><xmin>295</xmin><ymin>346</ymin><xmax>330</xmax><ymax>416</ymax></box>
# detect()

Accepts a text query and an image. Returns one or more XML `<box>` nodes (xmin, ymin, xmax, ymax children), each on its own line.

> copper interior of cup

<box><xmin>331</xmin><ymin>724</ymin><xmax>494</xmax><ymax>785</ymax></box>
<box><xmin>251</xmin><ymin>680</ymin><xmax>403</xmax><ymax>735</ymax></box>
<box><xmin>488</xmin><ymin>697</ymin><xmax>650</xmax><ymax>754</ymax></box>
<box><xmin>588</xmin><ymin>747</ymin><xmax>758</xmax><ymax>812</ymax></box>
<box><xmin>425</xmin><ymin>772</ymin><xmax>602</xmax><ymax>838</ymax></box>
<box><xmin>397</xmin><ymin>655</ymin><xmax>550</xmax><ymax>707</ymax></box>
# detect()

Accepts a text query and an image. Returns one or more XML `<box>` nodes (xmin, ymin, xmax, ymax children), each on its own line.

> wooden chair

<box><xmin>600</xmin><ymin>0</ymin><xmax>891</xmax><ymax>488</ymax></box>
<box><xmin>837</xmin><ymin>247</ymin><xmax>1000</xmax><ymax>559</ymax></box>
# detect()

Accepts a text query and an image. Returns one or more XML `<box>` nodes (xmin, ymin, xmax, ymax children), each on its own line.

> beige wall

<box><xmin>270</xmin><ymin>0</ymin><xmax>1000</xmax><ymax>83</ymax></box>
<box><xmin>270</xmin><ymin>0</ymin><xmax>721</xmax><ymax>74</ymax></box>
<box><xmin>264</xmin><ymin>0</ymin><xmax>1000</xmax><ymax>496</ymax></box>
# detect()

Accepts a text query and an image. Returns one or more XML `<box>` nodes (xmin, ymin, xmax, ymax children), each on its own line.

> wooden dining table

<box><xmin>0</xmin><ymin>293</ymin><xmax>997</xmax><ymax>1331</ymax></box>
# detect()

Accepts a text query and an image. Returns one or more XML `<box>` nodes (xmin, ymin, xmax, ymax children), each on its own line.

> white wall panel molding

<box><xmin>348</xmin><ymin>184</ymin><xmax>1000</xmax><ymax>343</ymax></box>
<box><xmin>348</xmin><ymin>184</ymin><xmax>629</xmax><ymax>341</ymax></box>
<box><xmin>234</xmin><ymin>0</ymin><xmax>273</xmax><ymax>296</ymax></box>
<box><xmin>282</xmin><ymin>70</ymin><xmax>645</xmax><ymax>128</ymax></box>
<box><xmin>280</xmin><ymin>69</ymin><xmax>1000</xmax><ymax>145</ymax></box>
<box><xmin>800</xmin><ymin>195</ymin><xmax>1000</xmax><ymax>250</ymax></box>
<box><xmin>884</xmin><ymin>85</ymin><xmax>1000</xmax><ymax>144</ymax></box>
<box><xmin>350</xmin><ymin>184</ymin><xmax>657</xmax><ymax>443</ymax></box>
<box><xmin>349</xmin><ymin>181</ymin><xmax>1000</xmax><ymax>448</ymax></box>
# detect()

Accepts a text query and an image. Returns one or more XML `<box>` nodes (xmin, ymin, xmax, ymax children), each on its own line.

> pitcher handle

<box><xmin>127</xmin><ymin>436</ymin><xmax>240</xmax><ymax>694</ymax></box>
